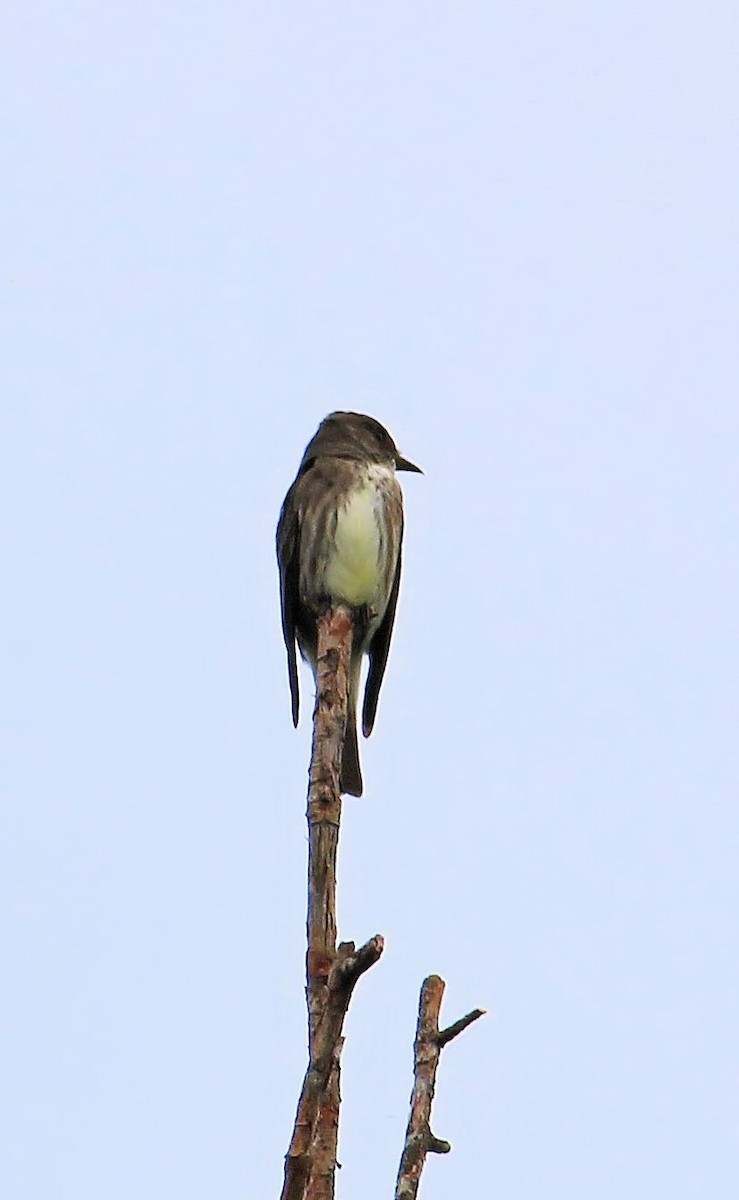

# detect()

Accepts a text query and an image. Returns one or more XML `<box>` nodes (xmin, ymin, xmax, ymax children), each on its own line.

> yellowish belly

<box><xmin>323</xmin><ymin>485</ymin><xmax>382</xmax><ymax>606</ymax></box>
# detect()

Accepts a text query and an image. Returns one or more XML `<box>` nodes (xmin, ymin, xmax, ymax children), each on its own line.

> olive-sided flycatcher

<box><xmin>277</xmin><ymin>412</ymin><xmax>421</xmax><ymax>796</ymax></box>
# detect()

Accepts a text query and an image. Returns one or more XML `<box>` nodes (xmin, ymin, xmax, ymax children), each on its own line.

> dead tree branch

<box><xmin>281</xmin><ymin>606</ymin><xmax>383</xmax><ymax>1200</ymax></box>
<box><xmin>395</xmin><ymin>976</ymin><xmax>485</xmax><ymax>1199</ymax></box>
<box><xmin>279</xmin><ymin>605</ymin><xmax>482</xmax><ymax>1198</ymax></box>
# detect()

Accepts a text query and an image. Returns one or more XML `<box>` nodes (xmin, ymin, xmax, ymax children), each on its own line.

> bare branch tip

<box><xmin>436</xmin><ymin>1006</ymin><xmax>486</xmax><ymax>1047</ymax></box>
<box><xmin>428</xmin><ymin>1135</ymin><xmax>451</xmax><ymax>1155</ymax></box>
<box><xmin>330</xmin><ymin>933</ymin><xmax>384</xmax><ymax>989</ymax></box>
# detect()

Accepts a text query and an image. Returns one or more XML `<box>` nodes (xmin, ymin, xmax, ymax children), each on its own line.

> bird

<box><xmin>277</xmin><ymin>412</ymin><xmax>421</xmax><ymax>796</ymax></box>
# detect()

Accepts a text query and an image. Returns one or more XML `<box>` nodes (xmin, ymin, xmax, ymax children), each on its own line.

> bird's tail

<box><xmin>340</xmin><ymin>656</ymin><xmax>363</xmax><ymax>797</ymax></box>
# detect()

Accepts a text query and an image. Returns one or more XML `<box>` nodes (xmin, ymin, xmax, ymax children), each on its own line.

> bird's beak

<box><xmin>395</xmin><ymin>454</ymin><xmax>423</xmax><ymax>474</ymax></box>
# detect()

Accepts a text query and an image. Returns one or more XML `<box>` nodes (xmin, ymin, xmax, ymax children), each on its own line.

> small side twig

<box><xmin>395</xmin><ymin>975</ymin><xmax>485</xmax><ymax>1200</ymax></box>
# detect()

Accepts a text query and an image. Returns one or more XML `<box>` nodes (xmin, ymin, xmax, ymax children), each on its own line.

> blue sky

<box><xmin>3</xmin><ymin>4</ymin><xmax>738</xmax><ymax>1197</ymax></box>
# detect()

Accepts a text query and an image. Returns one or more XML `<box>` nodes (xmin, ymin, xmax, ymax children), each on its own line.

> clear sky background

<box><xmin>2</xmin><ymin>4</ymin><xmax>738</xmax><ymax>1197</ymax></box>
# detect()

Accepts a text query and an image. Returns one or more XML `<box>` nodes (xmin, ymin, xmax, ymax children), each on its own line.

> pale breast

<box><xmin>323</xmin><ymin>465</ymin><xmax>399</xmax><ymax>608</ymax></box>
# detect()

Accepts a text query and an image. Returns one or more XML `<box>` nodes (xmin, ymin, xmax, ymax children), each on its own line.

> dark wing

<box><xmin>362</xmin><ymin>544</ymin><xmax>402</xmax><ymax>738</ymax></box>
<box><xmin>276</xmin><ymin>487</ymin><xmax>301</xmax><ymax>726</ymax></box>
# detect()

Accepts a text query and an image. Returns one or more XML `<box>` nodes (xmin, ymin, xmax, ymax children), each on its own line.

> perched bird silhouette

<box><xmin>277</xmin><ymin>412</ymin><xmax>421</xmax><ymax>796</ymax></box>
